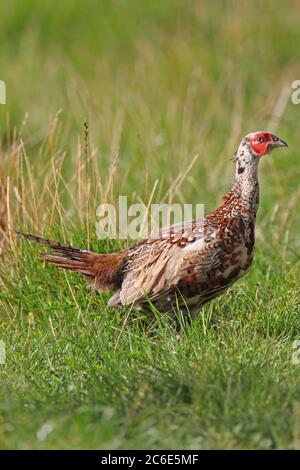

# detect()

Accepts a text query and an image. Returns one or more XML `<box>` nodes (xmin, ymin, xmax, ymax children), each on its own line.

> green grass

<box><xmin>0</xmin><ymin>0</ymin><xmax>300</xmax><ymax>449</ymax></box>
<box><xmin>1</xmin><ymin>241</ymin><xmax>299</xmax><ymax>449</ymax></box>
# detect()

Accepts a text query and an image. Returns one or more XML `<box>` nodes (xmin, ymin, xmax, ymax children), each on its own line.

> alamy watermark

<box><xmin>0</xmin><ymin>341</ymin><xmax>6</xmax><ymax>364</ymax></box>
<box><xmin>95</xmin><ymin>196</ymin><xmax>204</xmax><ymax>240</ymax></box>
<box><xmin>291</xmin><ymin>340</ymin><xmax>300</xmax><ymax>365</ymax></box>
<box><xmin>291</xmin><ymin>80</ymin><xmax>300</xmax><ymax>104</ymax></box>
<box><xmin>0</xmin><ymin>80</ymin><xmax>6</xmax><ymax>104</ymax></box>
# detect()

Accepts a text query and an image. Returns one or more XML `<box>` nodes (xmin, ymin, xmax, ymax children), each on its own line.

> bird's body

<box><xmin>20</xmin><ymin>131</ymin><xmax>287</xmax><ymax>322</ymax></box>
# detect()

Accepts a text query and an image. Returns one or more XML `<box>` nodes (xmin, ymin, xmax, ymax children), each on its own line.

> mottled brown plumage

<box><xmin>19</xmin><ymin>131</ymin><xmax>288</xmax><ymax>322</ymax></box>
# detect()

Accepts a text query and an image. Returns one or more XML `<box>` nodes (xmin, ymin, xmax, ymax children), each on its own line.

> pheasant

<box><xmin>19</xmin><ymin>131</ymin><xmax>287</xmax><ymax>326</ymax></box>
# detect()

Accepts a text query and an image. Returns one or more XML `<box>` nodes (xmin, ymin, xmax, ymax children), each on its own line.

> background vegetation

<box><xmin>0</xmin><ymin>0</ymin><xmax>299</xmax><ymax>449</ymax></box>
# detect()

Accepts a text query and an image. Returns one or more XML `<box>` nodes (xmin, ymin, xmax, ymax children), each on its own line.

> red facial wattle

<box><xmin>251</xmin><ymin>140</ymin><xmax>270</xmax><ymax>155</ymax></box>
<box><xmin>249</xmin><ymin>132</ymin><xmax>274</xmax><ymax>156</ymax></box>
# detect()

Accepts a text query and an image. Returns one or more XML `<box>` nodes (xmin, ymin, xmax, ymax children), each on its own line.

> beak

<box><xmin>271</xmin><ymin>136</ymin><xmax>288</xmax><ymax>148</ymax></box>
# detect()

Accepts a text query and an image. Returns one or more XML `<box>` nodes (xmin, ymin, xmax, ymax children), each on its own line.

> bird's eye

<box><xmin>273</xmin><ymin>136</ymin><xmax>278</xmax><ymax>142</ymax></box>
<box><xmin>257</xmin><ymin>136</ymin><xmax>264</xmax><ymax>143</ymax></box>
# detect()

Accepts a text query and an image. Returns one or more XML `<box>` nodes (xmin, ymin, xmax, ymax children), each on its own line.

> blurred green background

<box><xmin>1</xmin><ymin>0</ymin><xmax>300</xmax><ymax>238</ymax></box>
<box><xmin>0</xmin><ymin>0</ymin><xmax>299</xmax><ymax>450</ymax></box>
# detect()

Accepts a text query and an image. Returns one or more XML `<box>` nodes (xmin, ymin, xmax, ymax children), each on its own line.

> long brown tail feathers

<box><xmin>17</xmin><ymin>232</ymin><xmax>127</xmax><ymax>291</ymax></box>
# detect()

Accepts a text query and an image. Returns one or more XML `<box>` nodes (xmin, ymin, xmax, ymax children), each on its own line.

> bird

<box><xmin>19</xmin><ymin>131</ymin><xmax>288</xmax><ymax>329</ymax></box>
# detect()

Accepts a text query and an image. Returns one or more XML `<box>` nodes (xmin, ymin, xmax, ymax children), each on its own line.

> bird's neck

<box><xmin>216</xmin><ymin>143</ymin><xmax>260</xmax><ymax>220</ymax></box>
<box><xmin>234</xmin><ymin>143</ymin><xmax>260</xmax><ymax>218</ymax></box>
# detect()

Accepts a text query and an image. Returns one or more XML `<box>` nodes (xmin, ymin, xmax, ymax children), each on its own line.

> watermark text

<box><xmin>0</xmin><ymin>80</ymin><xmax>6</xmax><ymax>104</ymax></box>
<box><xmin>291</xmin><ymin>80</ymin><xmax>300</xmax><ymax>104</ymax></box>
<box><xmin>95</xmin><ymin>197</ymin><xmax>204</xmax><ymax>240</ymax></box>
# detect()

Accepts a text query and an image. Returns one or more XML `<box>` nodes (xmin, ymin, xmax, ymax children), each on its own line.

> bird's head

<box><xmin>244</xmin><ymin>131</ymin><xmax>288</xmax><ymax>157</ymax></box>
<box><xmin>234</xmin><ymin>131</ymin><xmax>288</xmax><ymax>179</ymax></box>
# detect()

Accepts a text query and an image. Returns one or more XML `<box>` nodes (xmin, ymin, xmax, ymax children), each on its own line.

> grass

<box><xmin>0</xmin><ymin>0</ymin><xmax>300</xmax><ymax>449</ymax></box>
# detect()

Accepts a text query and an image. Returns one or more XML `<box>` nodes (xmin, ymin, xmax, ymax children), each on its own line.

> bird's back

<box><xmin>113</xmin><ymin>204</ymin><xmax>256</xmax><ymax>316</ymax></box>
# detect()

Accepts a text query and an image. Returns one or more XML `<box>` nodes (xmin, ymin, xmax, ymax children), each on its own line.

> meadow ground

<box><xmin>0</xmin><ymin>0</ymin><xmax>300</xmax><ymax>449</ymax></box>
